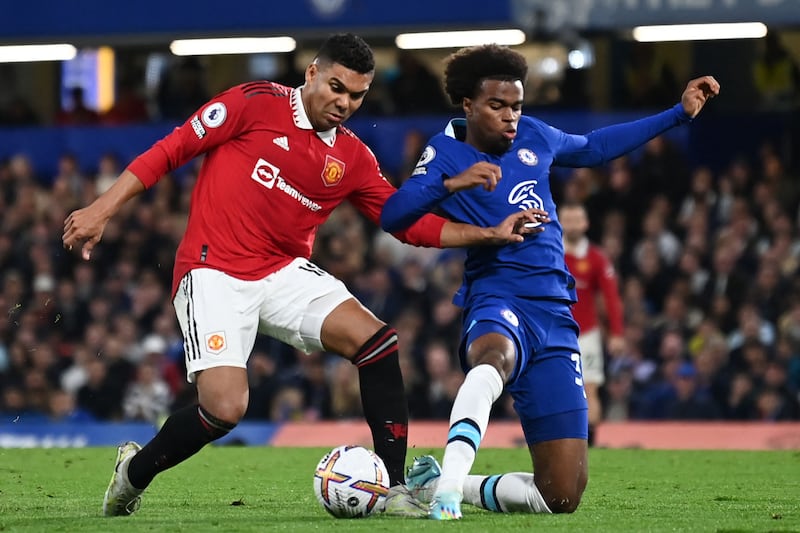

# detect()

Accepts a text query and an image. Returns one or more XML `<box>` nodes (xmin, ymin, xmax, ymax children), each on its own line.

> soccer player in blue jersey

<box><xmin>381</xmin><ymin>44</ymin><xmax>719</xmax><ymax>520</ymax></box>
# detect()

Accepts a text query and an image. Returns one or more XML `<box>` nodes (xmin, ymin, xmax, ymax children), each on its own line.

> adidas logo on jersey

<box><xmin>273</xmin><ymin>136</ymin><xmax>290</xmax><ymax>151</ymax></box>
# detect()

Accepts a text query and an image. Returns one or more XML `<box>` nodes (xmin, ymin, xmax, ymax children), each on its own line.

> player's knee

<box><xmin>538</xmin><ymin>477</ymin><xmax>587</xmax><ymax>514</ymax></box>
<box><xmin>203</xmin><ymin>397</ymin><xmax>247</xmax><ymax>426</ymax></box>
<box><xmin>543</xmin><ymin>489</ymin><xmax>583</xmax><ymax>514</ymax></box>
<box><xmin>466</xmin><ymin>334</ymin><xmax>516</xmax><ymax>380</ymax></box>
<box><xmin>468</xmin><ymin>349</ymin><xmax>512</xmax><ymax>381</ymax></box>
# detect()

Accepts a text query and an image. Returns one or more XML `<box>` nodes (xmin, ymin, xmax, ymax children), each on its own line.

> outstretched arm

<box><xmin>554</xmin><ymin>75</ymin><xmax>720</xmax><ymax>168</ymax></box>
<box><xmin>62</xmin><ymin>84</ymin><xmax>256</xmax><ymax>260</ymax></box>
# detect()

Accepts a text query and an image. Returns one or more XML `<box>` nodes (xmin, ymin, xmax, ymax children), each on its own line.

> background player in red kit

<box><xmin>62</xmin><ymin>33</ymin><xmax>545</xmax><ymax>517</ymax></box>
<box><xmin>560</xmin><ymin>203</ymin><xmax>625</xmax><ymax>446</ymax></box>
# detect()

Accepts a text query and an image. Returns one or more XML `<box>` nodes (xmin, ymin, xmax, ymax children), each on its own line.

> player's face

<box><xmin>464</xmin><ymin>79</ymin><xmax>523</xmax><ymax>155</ymax></box>
<box><xmin>559</xmin><ymin>207</ymin><xmax>589</xmax><ymax>242</ymax></box>
<box><xmin>302</xmin><ymin>60</ymin><xmax>373</xmax><ymax>131</ymax></box>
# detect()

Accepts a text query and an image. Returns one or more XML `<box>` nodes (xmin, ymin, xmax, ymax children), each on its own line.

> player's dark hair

<box><xmin>444</xmin><ymin>44</ymin><xmax>528</xmax><ymax>105</ymax></box>
<box><xmin>315</xmin><ymin>33</ymin><xmax>375</xmax><ymax>74</ymax></box>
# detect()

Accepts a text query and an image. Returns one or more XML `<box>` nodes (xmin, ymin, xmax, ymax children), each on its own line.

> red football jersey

<box><xmin>564</xmin><ymin>238</ymin><xmax>624</xmax><ymax>336</ymax></box>
<box><xmin>127</xmin><ymin>82</ymin><xmax>446</xmax><ymax>296</ymax></box>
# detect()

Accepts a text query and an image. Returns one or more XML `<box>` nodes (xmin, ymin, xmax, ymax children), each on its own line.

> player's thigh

<box><xmin>461</xmin><ymin>296</ymin><xmax>527</xmax><ymax>380</ymax></box>
<box><xmin>319</xmin><ymin>298</ymin><xmax>385</xmax><ymax>359</ymax></box>
<box><xmin>578</xmin><ymin>328</ymin><xmax>605</xmax><ymax>385</ymax></box>
<box><xmin>464</xmin><ymin>322</ymin><xmax>518</xmax><ymax>380</ymax></box>
<box><xmin>257</xmin><ymin>258</ymin><xmax>378</xmax><ymax>358</ymax></box>
<box><xmin>173</xmin><ymin>268</ymin><xmax>261</xmax><ymax>384</ymax></box>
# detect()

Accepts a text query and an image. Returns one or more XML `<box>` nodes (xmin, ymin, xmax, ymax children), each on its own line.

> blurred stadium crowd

<box><xmin>1</xmin><ymin>120</ymin><xmax>799</xmax><ymax>427</ymax></box>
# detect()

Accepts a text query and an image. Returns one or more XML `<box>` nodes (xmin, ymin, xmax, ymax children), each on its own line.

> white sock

<box><xmin>463</xmin><ymin>473</ymin><xmax>552</xmax><ymax>513</ymax></box>
<box><xmin>434</xmin><ymin>364</ymin><xmax>504</xmax><ymax>497</ymax></box>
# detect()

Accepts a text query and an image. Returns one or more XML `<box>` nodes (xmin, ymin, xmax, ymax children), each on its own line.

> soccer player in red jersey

<box><xmin>62</xmin><ymin>33</ymin><xmax>544</xmax><ymax>518</ymax></box>
<box><xmin>560</xmin><ymin>203</ymin><xmax>625</xmax><ymax>446</ymax></box>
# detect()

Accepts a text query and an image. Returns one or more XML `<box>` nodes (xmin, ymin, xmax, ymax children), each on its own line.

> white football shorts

<box><xmin>172</xmin><ymin>259</ymin><xmax>353</xmax><ymax>382</ymax></box>
<box><xmin>578</xmin><ymin>327</ymin><xmax>605</xmax><ymax>385</ymax></box>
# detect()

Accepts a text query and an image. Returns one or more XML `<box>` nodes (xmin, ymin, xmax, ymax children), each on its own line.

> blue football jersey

<box><xmin>381</xmin><ymin>104</ymin><xmax>691</xmax><ymax>306</ymax></box>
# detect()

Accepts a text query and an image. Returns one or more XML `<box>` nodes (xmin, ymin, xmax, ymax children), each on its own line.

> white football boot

<box><xmin>379</xmin><ymin>484</ymin><xmax>429</xmax><ymax>518</ymax></box>
<box><xmin>102</xmin><ymin>441</ymin><xmax>144</xmax><ymax>516</ymax></box>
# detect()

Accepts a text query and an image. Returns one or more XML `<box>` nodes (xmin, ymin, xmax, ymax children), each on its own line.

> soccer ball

<box><xmin>313</xmin><ymin>445</ymin><xmax>390</xmax><ymax>518</ymax></box>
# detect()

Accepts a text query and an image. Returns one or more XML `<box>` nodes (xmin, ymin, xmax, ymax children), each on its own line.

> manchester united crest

<box><xmin>321</xmin><ymin>155</ymin><xmax>346</xmax><ymax>187</ymax></box>
<box><xmin>205</xmin><ymin>331</ymin><xmax>227</xmax><ymax>354</ymax></box>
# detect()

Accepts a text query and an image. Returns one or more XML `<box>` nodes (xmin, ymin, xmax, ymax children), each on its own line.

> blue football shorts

<box><xmin>461</xmin><ymin>295</ymin><xmax>588</xmax><ymax>444</ymax></box>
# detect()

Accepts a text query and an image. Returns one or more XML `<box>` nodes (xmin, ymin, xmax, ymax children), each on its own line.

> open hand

<box><xmin>486</xmin><ymin>208</ymin><xmax>551</xmax><ymax>244</ymax></box>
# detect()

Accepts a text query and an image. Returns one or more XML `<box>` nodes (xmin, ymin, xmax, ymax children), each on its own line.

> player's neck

<box><xmin>564</xmin><ymin>236</ymin><xmax>588</xmax><ymax>254</ymax></box>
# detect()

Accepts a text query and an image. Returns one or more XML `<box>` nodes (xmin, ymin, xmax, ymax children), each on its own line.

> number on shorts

<box><xmin>571</xmin><ymin>352</ymin><xmax>584</xmax><ymax>387</ymax></box>
<box><xmin>299</xmin><ymin>261</ymin><xmax>326</xmax><ymax>277</ymax></box>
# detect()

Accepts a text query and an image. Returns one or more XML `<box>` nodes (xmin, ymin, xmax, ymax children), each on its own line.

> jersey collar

<box><xmin>291</xmin><ymin>86</ymin><xmax>337</xmax><ymax>147</ymax></box>
<box><xmin>444</xmin><ymin>118</ymin><xmax>467</xmax><ymax>141</ymax></box>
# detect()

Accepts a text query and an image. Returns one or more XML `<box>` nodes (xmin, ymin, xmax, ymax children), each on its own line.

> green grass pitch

<box><xmin>0</xmin><ymin>446</ymin><xmax>797</xmax><ymax>532</ymax></box>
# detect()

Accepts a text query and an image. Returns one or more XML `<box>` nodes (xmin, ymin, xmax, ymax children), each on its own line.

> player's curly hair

<box><xmin>315</xmin><ymin>33</ymin><xmax>375</xmax><ymax>74</ymax></box>
<box><xmin>444</xmin><ymin>44</ymin><xmax>528</xmax><ymax>105</ymax></box>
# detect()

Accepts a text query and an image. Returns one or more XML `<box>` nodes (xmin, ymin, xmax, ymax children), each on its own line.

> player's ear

<box><xmin>463</xmin><ymin>98</ymin><xmax>473</xmax><ymax>117</ymax></box>
<box><xmin>305</xmin><ymin>62</ymin><xmax>318</xmax><ymax>85</ymax></box>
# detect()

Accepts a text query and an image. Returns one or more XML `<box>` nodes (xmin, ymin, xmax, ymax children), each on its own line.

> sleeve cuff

<box><xmin>672</xmin><ymin>102</ymin><xmax>693</xmax><ymax>124</ymax></box>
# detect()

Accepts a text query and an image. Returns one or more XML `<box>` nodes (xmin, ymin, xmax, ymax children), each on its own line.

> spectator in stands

<box><xmin>664</xmin><ymin>361</ymin><xmax>722</xmax><ymax>420</ymax></box>
<box><xmin>328</xmin><ymin>357</ymin><xmax>362</xmax><ymax>419</ymax></box>
<box><xmin>270</xmin><ymin>385</ymin><xmax>306</xmax><ymax>422</ymax></box>
<box><xmin>243</xmin><ymin>351</ymin><xmax>279</xmax><ymax>419</ymax></box>
<box><xmin>419</xmin><ymin>340</ymin><xmax>460</xmax><ymax>419</ymax></box>
<box><xmin>621</xmin><ymin>43</ymin><xmax>680</xmax><ymax>110</ymax></box>
<box><xmin>586</xmin><ymin>156</ymin><xmax>646</xmax><ymax>246</ymax></box>
<box><xmin>77</xmin><ymin>358</ymin><xmax>120</xmax><ymax>420</ymax></box>
<box><xmin>94</xmin><ymin>153</ymin><xmax>122</xmax><ymax>196</ymax></box>
<box><xmin>298</xmin><ymin>353</ymin><xmax>333</xmax><ymax>420</ymax></box>
<box><xmin>123</xmin><ymin>361</ymin><xmax>172</xmax><ymax>423</ymax></box>
<box><xmin>752</xmin><ymin>31</ymin><xmax>800</xmax><ymax>112</ymax></box>
<box><xmin>759</xmin><ymin>144</ymin><xmax>800</xmax><ymax>216</ymax></box>
<box><xmin>604</xmin><ymin>369</ymin><xmax>633</xmax><ymax>421</ymax></box>
<box><xmin>48</xmin><ymin>388</ymin><xmax>94</xmax><ymax>422</ymax></box>
<box><xmin>56</xmin><ymin>87</ymin><xmax>100</xmax><ymax>126</ymax></box>
<box><xmin>728</xmin><ymin>304</ymin><xmax>776</xmax><ymax>355</ymax></box>
<box><xmin>1</xmin><ymin>385</ymin><xmax>28</xmax><ymax>418</ymax></box>
<box><xmin>677</xmin><ymin>166</ymin><xmax>717</xmax><ymax>230</ymax></box>
<box><xmin>0</xmin><ymin>95</ymin><xmax>40</xmax><ymax>126</ymax></box>
<box><xmin>634</xmin><ymin>136</ymin><xmax>690</xmax><ymax>206</ymax></box>
<box><xmin>103</xmin><ymin>78</ymin><xmax>150</xmax><ymax>125</ymax></box>
<box><xmin>754</xmin><ymin>388</ymin><xmax>797</xmax><ymax>420</ymax></box>
<box><xmin>700</xmin><ymin>241</ymin><xmax>750</xmax><ymax>322</ymax></box>
<box><xmin>60</xmin><ymin>344</ymin><xmax>92</xmax><ymax>395</ymax></box>
<box><xmin>156</xmin><ymin>57</ymin><xmax>209</xmax><ymax>120</ymax></box>
<box><xmin>633</xmin><ymin>239</ymin><xmax>675</xmax><ymax>313</ymax></box>
<box><xmin>273</xmin><ymin>50</ymin><xmax>306</xmax><ymax>89</ymax></box>
<box><xmin>386</xmin><ymin>51</ymin><xmax>450</xmax><ymax>115</ymax></box>
<box><xmin>636</xmin><ymin>207</ymin><xmax>682</xmax><ymax>267</ymax></box>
